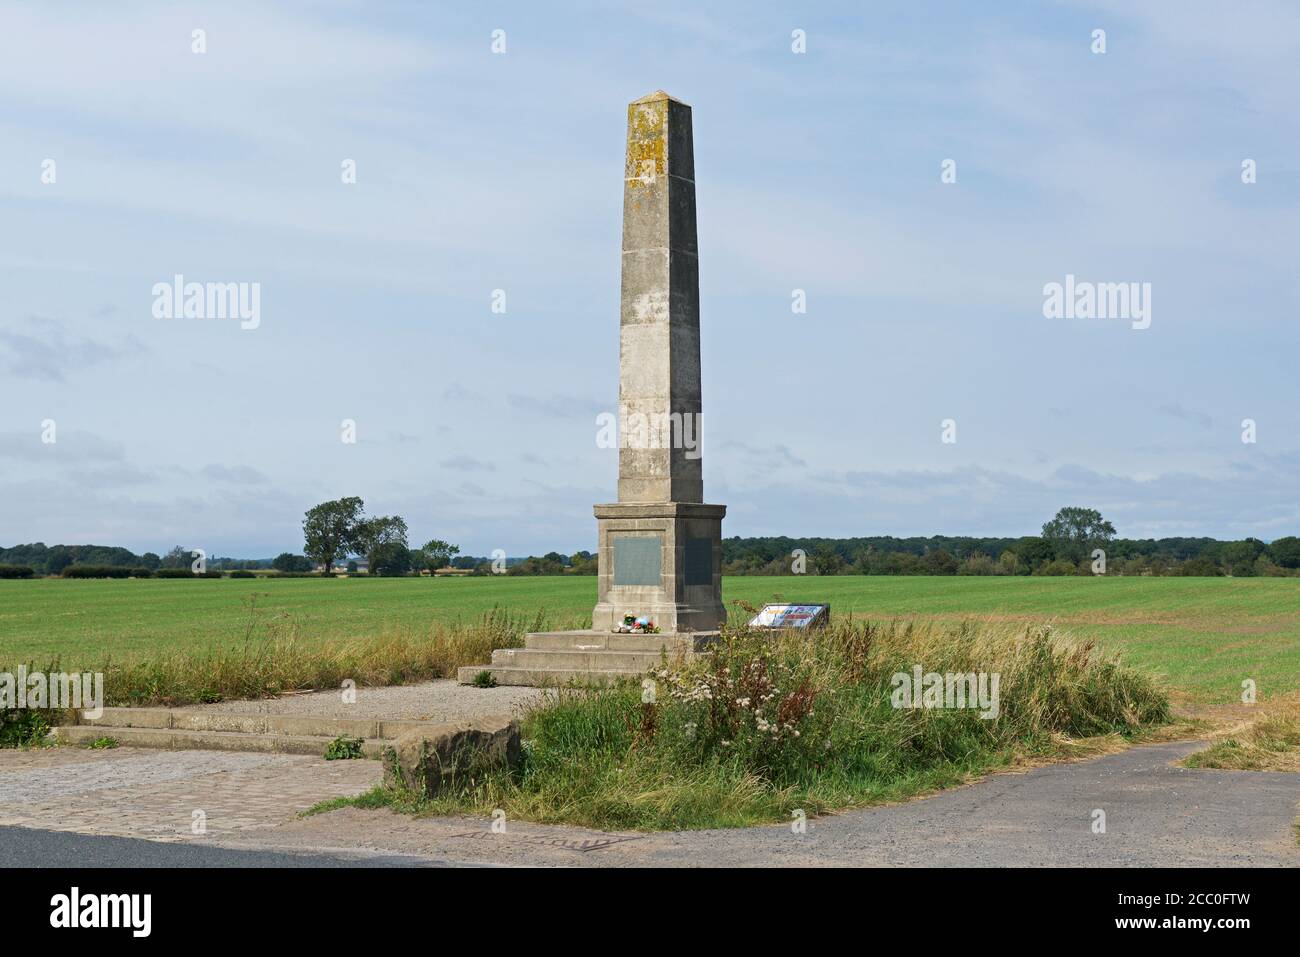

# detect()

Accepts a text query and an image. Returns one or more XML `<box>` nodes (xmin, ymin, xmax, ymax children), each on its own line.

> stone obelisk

<box><xmin>590</xmin><ymin>91</ymin><xmax>726</xmax><ymax>635</ymax></box>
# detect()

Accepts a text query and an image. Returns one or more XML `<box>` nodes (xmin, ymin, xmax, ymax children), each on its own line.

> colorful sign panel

<box><xmin>748</xmin><ymin>603</ymin><xmax>830</xmax><ymax>630</ymax></box>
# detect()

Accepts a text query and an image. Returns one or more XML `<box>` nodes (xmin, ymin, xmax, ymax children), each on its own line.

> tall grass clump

<box><xmin>408</xmin><ymin>617</ymin><xmax>1169</xmax><ymax>830</ymax></box>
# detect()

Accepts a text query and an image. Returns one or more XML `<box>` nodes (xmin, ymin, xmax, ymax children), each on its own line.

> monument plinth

<box><xmin>458</xmin><ymin>91</ymin><xmax>724</xmax><ymax>687</ymax></box>
<box><xmin>590</xmin><ymin>91</ymin><xmax>725</xmax><ymax>635</ymax></box>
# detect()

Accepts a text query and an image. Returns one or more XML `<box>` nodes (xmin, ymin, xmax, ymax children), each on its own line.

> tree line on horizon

<box><xmin>3</xmin><ymin>506</ymin><xmax>1298</xmax><ymax>578</ymax></box>
<box><xmin>722</xmin><ymin>507</ymin><xmax>1300</xmax><ymax>578</ymax></box>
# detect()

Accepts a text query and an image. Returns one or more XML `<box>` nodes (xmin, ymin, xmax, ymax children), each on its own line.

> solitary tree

<box><xmin>1041</xmin><ymin>507</ymin><xmax>1116</xmax><ymax>564</ymax></box>
<box><xmin>420</xmin><ymin>539</ymin><xmax>460</xmax><ymax>574</ymax></box>
<box><xmin>302</xmin><ymin>496</ymin><xmax>364</xmax><ymax>574</ymax></box>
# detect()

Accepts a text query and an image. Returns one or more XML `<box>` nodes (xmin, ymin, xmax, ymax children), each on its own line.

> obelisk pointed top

<box><xmin>631</xmin><ymin>89</ymin><xmax>689</xmax><ymax>106</ymax></box>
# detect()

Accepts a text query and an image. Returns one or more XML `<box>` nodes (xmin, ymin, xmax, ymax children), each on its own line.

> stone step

<box><xmin>54</xmin><ymin>723</ymin><xmax>388</xmax><ymax>758</ymax></box>
<box><xmin>522</xmin><ymin>630</ymin><xmax>718</xmax><ymax>652</ymax></box>
<box><xmin>76</xmin><ymin>706</ymin><xmax>429</xmax><ymax>741</ymax></box>
<box><xmin>490</xmin><ymin>648</ymin><xmax>677</xmax><ymax>671</ymax></box>
<box><xmin>459</xmin><ymin>629</ymin><xmax>718</xmax><ymax>688</ymax></box>
<box><xmin>456</xmin><ymin>665</ymin><xmax>642</xmax><ymax>688</ymax></box>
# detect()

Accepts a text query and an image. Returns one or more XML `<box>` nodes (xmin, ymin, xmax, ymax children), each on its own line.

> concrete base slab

<box><xmin>592</xmin><ymin>502</ymin><xmax>726</xmax><ymax>634</ymax></box>
<box><xmin>457</xmin><ymin>629</ymin><xmax>717</xmax><ymax>687</ymax></box>
<box><xmin>54</xmin><ymin>700</ymin><xmax>518</xmax><ymax>759</ymax></box>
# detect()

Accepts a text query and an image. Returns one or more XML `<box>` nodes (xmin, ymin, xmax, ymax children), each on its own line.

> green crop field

<box><xmin>2</xmin><ymin>576</ymin><xmax>1297</xmax><ymax>704</ymax></box>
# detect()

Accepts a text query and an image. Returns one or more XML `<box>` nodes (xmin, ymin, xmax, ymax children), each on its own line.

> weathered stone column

<box><xmin>591</xmin><ymin>91</ymin><xmax>726</xmax><ymax>635</ymax></box>
<box><xmin>617</xmin><ymin>90</ymin><xmax>702</xmax><ymax>504</ymax></box>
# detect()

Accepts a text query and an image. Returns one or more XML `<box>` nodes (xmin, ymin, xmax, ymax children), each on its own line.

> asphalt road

<box><xmin>0</xmin><ymin>825</ymin><xmax>445</xmax><ymax>867</ymax></box>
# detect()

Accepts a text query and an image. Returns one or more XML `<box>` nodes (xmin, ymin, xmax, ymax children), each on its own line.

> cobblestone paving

<box><xmin>0</xmin><ymin>747</ymin><xmax>380</xmax><ymax>842</ymax></box>
<box><xmin>0</xmin><ymin>682</ymin><xmax>529</xmax><ymax>846</ymax></box>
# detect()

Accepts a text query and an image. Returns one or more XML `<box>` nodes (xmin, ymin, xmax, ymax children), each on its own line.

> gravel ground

<box><xmin>190</xmin><ymin>679</ymin><xmax>545</xmax><ymax>722</ymax></box>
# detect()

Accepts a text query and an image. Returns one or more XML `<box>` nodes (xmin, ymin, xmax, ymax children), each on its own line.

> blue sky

<box><xmin>2</xmin><ymin>0</ymin><xmax>1297</xmax><ymax>557</ymax></box>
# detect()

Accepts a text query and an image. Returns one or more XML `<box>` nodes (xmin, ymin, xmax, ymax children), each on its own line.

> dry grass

<box><xmin>1181</xmin><ymin>702</ymin><xmax>1300</xmax><ymax>772</ymax></box>
<box><xmin>91</xmin><ymin>608</ymin><xmax>536</xmax><ymax>707</ymax></box>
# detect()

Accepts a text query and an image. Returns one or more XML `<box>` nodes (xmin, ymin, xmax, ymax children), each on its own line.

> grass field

<box><xmin>2</xmin><ymin>575</ymin><xmax>1297</xmax><ymax>703</ymax></box>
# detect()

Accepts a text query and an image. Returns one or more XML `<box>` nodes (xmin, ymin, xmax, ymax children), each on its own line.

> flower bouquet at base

<box><xmin>614</xmin><ymin>613</ymin><xmax>661</xmax><ymax>634</ymax></box>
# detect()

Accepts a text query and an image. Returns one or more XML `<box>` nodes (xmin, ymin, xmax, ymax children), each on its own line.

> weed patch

<box><xmin>324</xmin><ymin>735</ymin><xmax>365</xmax><ymax>760</ymax></box>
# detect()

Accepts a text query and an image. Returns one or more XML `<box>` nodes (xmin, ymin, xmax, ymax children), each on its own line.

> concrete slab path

<box><xmin>188</xmin><ymin>678</ymin><xmax>544</xmax><ymax>721</ymax></box>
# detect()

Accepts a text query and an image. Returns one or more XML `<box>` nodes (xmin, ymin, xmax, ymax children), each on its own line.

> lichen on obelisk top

<box><xmin>630</xmin><ymin>89</ymin><xmax>688</xmax><ymax>104</ymax></box>
<box><xmin>617</xmin><ymin>89</ymin><xmax>701</xmax><ymax>503</ymax></box>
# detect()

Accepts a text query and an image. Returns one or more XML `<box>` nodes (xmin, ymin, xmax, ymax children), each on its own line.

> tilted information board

<box><xmin>748</xmin><ymin>603</ymin><xmax>830</xmax><ymax>630</ymax></box>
